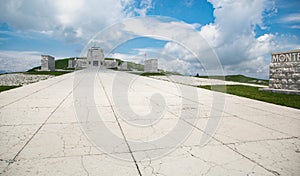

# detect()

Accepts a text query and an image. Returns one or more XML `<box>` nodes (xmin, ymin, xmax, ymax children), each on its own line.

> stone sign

<box><xmin>269</xmin><ymin>49</ymin><xmax>300</xmax><ymax>91</ymax></box>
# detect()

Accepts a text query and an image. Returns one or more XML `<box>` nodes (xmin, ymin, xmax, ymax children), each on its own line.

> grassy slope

<box><xmin>140</xmin><ymin>72</ymin><xmax>166</xmax><ymax>76</ymax></box>
<box><xmin>55</xmin><ymin>58</ymin><xmax>70</xmax><ymax>69</ymax></box>
<box><xmin>197</xmin><ymin>74</ymin><xmax>269</xmax><ymax>85</ymax></box>
<box><xmin>199</xmin><ymin>85</ymin><xmax>300</xmax><ymax>109</ymax></box>
<box><xmin>0</xmin><ymin>86</ymin><xmax>21</xmax><ymax>93</ymax></box>
<box><xmin>26</xmin><ymin>58</ymin><xmax>73</xmax><ymax>76</ymax></box>
<box><xmin>127</xmin><ymin>62</ymin><xmax>144</xmax><ymax>71</ymax></box>
<box><xmin>24</xmin><ymin>71</ymin><xmax>70</xmax><ymax>76</ymax></box>
<box><xmin>105</xmin><ymin>58</ymin><xmax>122</xmax><ymax>66</ymax></box>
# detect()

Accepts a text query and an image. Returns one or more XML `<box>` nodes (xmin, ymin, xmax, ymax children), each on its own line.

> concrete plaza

<box><xmin>0</xmin><ymin>69</ymin><xmax>299</xmax><ymax>175</ymax></box>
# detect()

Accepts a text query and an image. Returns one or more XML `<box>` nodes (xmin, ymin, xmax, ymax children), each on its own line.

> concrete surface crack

<box><xmin>182</xmin><ymin>118</ymin><xmax>282</xmax><ymax>176</ymax></box>
<box><xmin>81</xmin><ymin>156</ymin><xmax>90</xmax><ymax>176</ymax></box>
<box><xmin>97</xmin><ymin>73</ymin><xmax>143</xmax><ymax>176</ymax></box>
<box><xmin>6</xmin><ymin>90</ymin><xmax>73</xmax><ymax>166</ymax></box>
<box><xmin>0</xmin><ymin>74</ymin><xmax>72</xmax><ymax>109</ymax></box>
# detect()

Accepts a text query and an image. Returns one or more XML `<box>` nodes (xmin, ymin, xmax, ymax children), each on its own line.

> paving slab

<box><xmin>2</xmin><ymin>155</ymin><xmax>139</xmax><ymax>176</ymax></box>
<box><xmin>227</xmin><ymin>138</ymin><xmax>300</xmax><ymax>176</ymax></box>
<box><xmin>0</xmin><ymin>69</ymin><xmax>299</xmax><ymax>175</ymax></box>
<box><xmin>135</xmin><ymin>145</ymin><xmax>273</xmax><ymax>176</ymax></box>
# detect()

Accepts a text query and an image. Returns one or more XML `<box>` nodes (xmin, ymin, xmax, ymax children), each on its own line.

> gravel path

<box><xmin>0</xmin><ymin>73</ymin><xmax>54</xmax><ymax>86</ymax></box>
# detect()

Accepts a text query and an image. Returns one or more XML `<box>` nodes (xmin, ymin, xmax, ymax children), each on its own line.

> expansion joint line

<box><xmin>97</xmin><ymin>72</ymin><xmax>143</xmax><ymax>176</ymax></box>
<box><xmin>2</xmin><ymin>73</ymin><xmax>86</xmax><ymax>174</ymax></box>
<box><xmin>182</xmin><ymin>119</ymin><xmax>281</xmax><ymax>176</ymax></box>
<box><xmin>0</xmin><ymin>74</ymin><xmax>73</xmax><ymax>109</ymax></box>
<box><xmin>2</xmin><ymin>91</ymin><xmax>72</xmax><ymax>172</ymax></box>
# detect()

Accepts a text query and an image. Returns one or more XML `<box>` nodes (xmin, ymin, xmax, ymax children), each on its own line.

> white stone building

<box><xmin>119</xmin><ymin>61</ymin><xmax>128</xmax><ymax>70</ymax></box>
<box><xmin>68</xmin><ymin>59</ymin><xmax>76</xmax><ymax>68</ymax></box>
<box><xmin>144</xmin><ymin>59</ymin><xmax>158</xmax><ymax>72</ymax></box>
<box><xmin>103</xmin><ymin>59</ymin><xmax>118</xmax><ymax>68</ymax></box>
<box><xmin>87</xmin><ymin>47</ymin><xmax>104</xmax><ymax>67</ymax></box>
<box><xmin>75</xmin><ymin>58</ymin><xmax>87</xmax><ymax>68</ymax></box>
<box><xmin>67</xmin><ymin>47</ymin><xmax>121</xmax><ymax>69</ymax></box>
<box><xmin>68</xmin><ymin>58</ymin><xmax>87</xmax><ymax>68</ymax></box>
<box><xmin>41</xmin><ymin>55</ymin><xmax>55</xmax><ymax>71</ymax></box>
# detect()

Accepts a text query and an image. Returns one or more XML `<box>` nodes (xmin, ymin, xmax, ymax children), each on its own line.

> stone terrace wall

<box><xmin>269</xmin><ymin>52</ymin><xmax>300</xmax><ymax>90</ymax></box>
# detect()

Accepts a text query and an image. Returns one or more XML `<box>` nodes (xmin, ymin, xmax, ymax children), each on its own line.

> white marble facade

<box><xmin>41</xmin><ymin>55</ymin><xmax>55</xmax><ymax>71</ymax></box>
<box><xmin>87</xmin><ymin>47</ymin><xmax>104</xmax><ymax>67</ymax></box>
<box><xmin>144</xmin><ymin>59</ymin><xmax>158</xmax><ymax>72</ymax></box>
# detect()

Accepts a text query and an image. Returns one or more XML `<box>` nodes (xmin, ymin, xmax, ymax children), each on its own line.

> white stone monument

<box><xmin>41</xmin><ymin>55</ymin><xmax>55</xmax><ymax>71</ymax></box>
<box><xmin>144</xmin><ymin>59</ymin><xmax>158</xmax><ymax>72</ymax></box>
<box><xmin>68</xmin><ymin>59</ymin><xmax>75</xmax><ymax>68</ymax></box>
<box><xmin>269</xmin><ymin>49</ymin><xmax>300</xmax><ymax>90</ymax></box>
<box><xmin>104</xmin><ymin>59</ymin><xmax>118</xmax><ymax>68</ymax></box>
<box><xmin>120</xmin><ymin>61</ymin><xmax>128</xmax><ymax>70</ymax></box>
<box><xmin>87</xmin><ymin>47</ymin><xmax>104</xmax><ymax>67</ymax></box>
<box><xmin>260</xmin><ymin>49</ymin><xmax>300</xmax><ymax>95</ymax></box>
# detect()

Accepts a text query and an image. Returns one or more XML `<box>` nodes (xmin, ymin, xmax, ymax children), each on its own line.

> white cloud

<box><xmin>0</xmin><ymin>50</ymin><xmax>42</xmax><ymax>72</ymax></box>
<box><xmin>121</xmin><ymin>0</ymin><xmax>153</xmax><ymax>17</ymax></box>
<box><xmin>0</xmin><ymin>50</ymin><xmax>70</xmax><ymax>73</ymax></box>
<box><xmin>0</xmin><ymin>0</ymin><xmax>127</xmax><ymax>42</ymax></box>
<box><xmin>108</xmin><ymin>52</ymin><xmax>145</xmax><ymax>64</ymax></box>
<box><xmin>196</xmin><ymin>0</ymin><xmax>279</xmax><ymax>78</ymax></box>
<box><xmin>123</xmin><ymin>0</ymin><xmax>297</xmax><ymax>78</ymax></box>
<box><xmin>280</xmin><ymin>13</ymin><xmax>300</xmax><ymax>23</ymax></box>
<box><xmin>1</xmin><ymin>0</ymin><xmax>298</xmax><ymax>78</ymax></box>
<box><xmin>290</xmin><ymin>25</ymin><xmax>300</xmax><ymax>29</ymax></box>
<box><xmin>86</xmin><ymin>17</ymin><xmax>220</xmax><ymax>75</ymax></box>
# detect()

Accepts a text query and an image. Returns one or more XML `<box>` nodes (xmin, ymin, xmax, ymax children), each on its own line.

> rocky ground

<box><xmin>0</xmin><ymin>73</ymin><xmax>54</xmax><ymax>86</ymax></box>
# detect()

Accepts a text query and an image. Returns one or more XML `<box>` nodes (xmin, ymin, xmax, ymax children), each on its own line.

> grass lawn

<box><xmin>196</xmin><ymin>75</ymin><xmax>269</xmax><ymax>86</ymax></box>
<box><xmin>141</xmin><ymin>72</ymin><xmax>166</xmax><ymax>76</ymax></box>
<box><xmin>55</xmin><ymin>58</ymin><xmax>69</xmax><ymax>69</ymax></box>
<box><xmin>25</xmin><ymin>71</ymin><xmax>72</xmax><ymax>76</ymax></box>
<box><xmin>198</xmin><ymin>85</ymin><xmax>300</xmax><ymax>109</ymax></box>
<box><xmin>0</xmin><ymin>86</ymin><xmax>21</xmax><ymax>93</ymax></box>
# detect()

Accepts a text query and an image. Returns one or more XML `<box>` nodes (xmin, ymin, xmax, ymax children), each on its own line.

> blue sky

<box><xmin>0</xmin><ymin>0</ymin><xmax>299</xmax><ymax>78</ymax></box>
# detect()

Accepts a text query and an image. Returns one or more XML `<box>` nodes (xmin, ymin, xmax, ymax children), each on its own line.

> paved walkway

<box><xmin>0</xmin><ymin>69</ymin><xmax>299</xmax><ymax>175</ymax></box>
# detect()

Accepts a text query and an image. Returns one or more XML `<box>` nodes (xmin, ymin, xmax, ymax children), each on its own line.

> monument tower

<box><xmin>87</xmin><ymin>47</ymin><xmax>104</xmax><ymax>67</ymax></box>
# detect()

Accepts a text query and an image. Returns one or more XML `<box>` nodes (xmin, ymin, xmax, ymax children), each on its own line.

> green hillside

<box><xmin>26</xmin><ymin>58</ymin><xmax>74</xmax><ymax>76</ymax></box>
<box><xmin>105</xmin><ymin>58</ymin><xmax>144</xmax><ymax>71</ymax></box>
<box><xmin>104</xmin><ymin>58</ymin><xmax>122</xmax><ymax>66</ymax></box>
<box><xmin>27</xmin><ymin>58</ymin><xmax>71</xmax><ymax>72</ymax></box>
<box><xmin>55</xmin><ymin>58</ymin><xmax>70</xmax><ymax>69</ymax></box>
<box><xmin>127</xmin><ymin>62</ymin><xmax>144</xmax><ymax>71</ymax></box>
<box><xmin>0</xmin><ymin>86</ymin><xmax>21</xmax><ymax>93</ymax></box>
<box><xmin>196</xmin><ymin>74</ymin><xmax>268</xmax><ymax>85</ymax></box>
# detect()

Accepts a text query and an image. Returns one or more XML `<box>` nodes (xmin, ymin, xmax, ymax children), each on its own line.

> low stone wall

<box><xmin>269</xmin><ymin>61</ymin><xmax>300</xmax><ymax>90</ymax></box>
